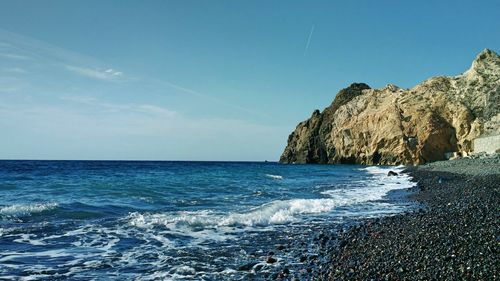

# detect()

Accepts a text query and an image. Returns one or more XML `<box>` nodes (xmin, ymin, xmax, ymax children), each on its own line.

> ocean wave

<box><xmin>0</xmin><ymin>162</ymin><xmax>418</xmax><ymax>280</ymax></box>
<box><xmin>362</xmin><ymin>165</ymin><xmax>406</xmax><ymax>175</ymax></box>
<box><xmin>0</xmin><ymin>202</ymin><xmax>59</xmax><ymax>217</ymax></box>
<box><xmin>125</xmin><ymin>197</ymin><xmax>361</xmax><ymax>240</ymax></box>
<box><xmin>315</xmin><ymin>165</ymin><xmax>417</xmax><ymax>208</ymax></box>
<box><xmin>127</xmin><ymin>166</ymin><xmax>415</xmax><ymax>231</ymax></box>
<box><xmin>220</xmin><ymin>198</ymin><xmax>342</xmax><ymax>226</ymax></box>
<box><xmin>127</xmin><ymin>195</ymin><xmax>387</xmax><ymax>230</ymax></box>
<box><xmin>128</xmin><ymin>210</ymin><xmax>219</xmax><ymax>229</ymax></box>
<box><xmin>175</xmin><ymin>265</ymin><xmax>196</xmax><ymax>275</ymax></box>
<box><xmin>265</xmin><ymin>174</ymin><xmax>283</xmax><ymax>180</ymax></box>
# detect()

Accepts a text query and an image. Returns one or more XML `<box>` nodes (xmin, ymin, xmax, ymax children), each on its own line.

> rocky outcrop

<box><xmin>280</xmin><ymin>49</ymin><xmax>500</xmax><ymax>165</ymax></box>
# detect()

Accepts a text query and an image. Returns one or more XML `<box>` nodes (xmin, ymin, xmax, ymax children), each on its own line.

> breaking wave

<box><xmin>0</xmin><ymin>202</ymin><xmax>59</xmax><ymax>218</ymax></box>
<box><xmin>265</xmin><ymin>174</ymin><xmax>283</xmax><ymax>180</ymax></box>
<box><xmin>0</xmin><ymin>161</ymin><xmax>417</xmax><ymax>280</ymax></box>
<box><xmin>128</xmin><ymin>166</ymin><xmax>415</xmax><ymax>232</ymax></box>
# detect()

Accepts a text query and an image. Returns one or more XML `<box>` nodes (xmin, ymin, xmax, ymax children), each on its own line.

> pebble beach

<box><xmin>319</xmin><ymin>155</ymin><xmax>500</xmax><ymax>280</ymax></box>
<box><xmin>262</xmin><ymin>156</ymin><xmax>499</xmax><ymax>280</ymax></box>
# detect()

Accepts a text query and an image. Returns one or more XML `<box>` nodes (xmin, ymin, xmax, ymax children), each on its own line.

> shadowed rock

<box><xmin>387</xmin><ymin>171</ymin><xmax>398</xmax><ymax>176</ymax></box>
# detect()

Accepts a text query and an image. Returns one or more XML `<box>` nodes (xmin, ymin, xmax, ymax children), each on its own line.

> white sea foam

<box><xmin>126</xmin><ymin>166</ymin><xmax>415</xmax><ymax>234</ymax></box>
<box><xmin>330</xmin><ymin>165</ymin><xmax>414</xmax><ymax>199</ymax></box>
<box><xmin>175</xmin><ymin>265</ymin><xmax>196</xmax><ymax>275</ymax></box>
<box><xmin>127</xmin><ymin>211</ymin><xmax>231</xmax><ymax>245</ymax></box>
<box><xmin>0</xmin><ymin>202</ymin><xmax>58</xmax><ymax>217</ymax></box>
<box><xmin>265</xmin><ymin>174</ymin><xmax>283</xmax><ymax>180</ymax></box>
<box><xmin>13</xmin><ymin>234</ymin><xmax>46</xmax><ymax>246</ymax></box>
<box><xmin>221</xmin><ymin>198</ymin><xmax>345</xmax><ymax>226</ymax></box>
<box><xmin>0</xmin><ymin>249</ymin><xmax>71</xmax><ymax>263</ymax></box>
<box><xmin>128</xmin><ymin>210</ymin><xmax>218</xmax><ymax>229</ymax></box>
<box><xmin>0</xmin><ymin>165</ymin><xmax>416</xmax><ymax>280</ymax></box>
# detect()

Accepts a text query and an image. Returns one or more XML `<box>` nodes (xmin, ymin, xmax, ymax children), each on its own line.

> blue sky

<box><xmin>0</xmin><ymin>0</ymin><xmax>499</xmax><ymax>160</ymax></box>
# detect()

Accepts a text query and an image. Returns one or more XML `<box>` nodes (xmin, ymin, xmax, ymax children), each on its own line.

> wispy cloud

<box><xmin>0</xmin><ymin>42</ymin><xmax>12</xmax><ymax>48</ymax></box>
<box><xmin>0</xmin><ymin>100</ymin><xmax>286</xmax><ymax>160</ymax></box>
<box><xmin>65</xmin><ymin>65</ymin><xmax>123</xmax><ymax>81</ymax></box>
<box><xmin>0</xmin><ymin>76</ymin><xmax>28</xmax><ymax>93</ymax></box>
<box><xmin>0</xmin><ymin>28</ymin><xmax>270</xmax><ymax>118</ymax></box>
<box><xmin>0</xmin><ymin>52</ymin><xmax>30</xmax><ymax>60</ymax></box>
<box><xmin>1</xmin><ymin>67</ymin><xmax>27</xmax><ymax>74</ymax></box>
<box><xmin>59</xmin><ymin>95</ymin><xmax>98</xmax><ymax>104</ymax></box>
<box><xmin>59</xmin><ymin>95</ymin><xmax>177</xmax><ymax>117</ymax></box>
<box><xmin>0</xmin><ymin>29</ymin><xmax>282</xmax><ymax>160</ymax></box>
<box><xmin>0</xmin><ymin>86</ymin><xmax>21</xmax><ymax>94</ymax></box>
<box><xmin>0</xmin><ymin>29</ymin><xmax>102</xmax><ymax>66</ymax></box>
<box><xmin>154</xmin><ymin>79</ymin><xmax>272</xmax><ymax>119</ymax></box>
<box><xmin>0</xmin><ymin>29</ymin><xmax>123</xmax><ymax>82</ymax></box>
<box><xmin>136</xmin><ymin>104</ymin><xmax>177</xmax><ymax>117</ymax></box>
<box><xmin>303</xmin><ymin>24</ymin><xmax>315</xmax><ymax>56</ymax></box>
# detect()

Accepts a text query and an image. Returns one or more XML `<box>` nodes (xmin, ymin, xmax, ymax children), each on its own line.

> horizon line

<box><xmin>0</xmin><ymin>158</ymin><xmax>279</xmax><ymax>163</ymax></box>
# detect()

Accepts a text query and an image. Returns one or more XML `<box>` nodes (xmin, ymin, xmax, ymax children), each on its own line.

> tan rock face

<box><xmin>280</xmin><ymin>49</ymin><xmax>500</xmax><ymax>165</ymax></box>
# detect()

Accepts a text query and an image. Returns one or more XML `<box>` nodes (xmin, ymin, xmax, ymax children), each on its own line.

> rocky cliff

<box><xmin>280</xmin><ymin>49</ymin><xmax>500</xmax><ymax>165</ymax></box>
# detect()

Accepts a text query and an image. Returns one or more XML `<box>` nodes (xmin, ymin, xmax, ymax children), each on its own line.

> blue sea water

<box><xmin>0</xmin><ymin>161</ymin><xmax>416</xmax><ymax>280</ymax></box>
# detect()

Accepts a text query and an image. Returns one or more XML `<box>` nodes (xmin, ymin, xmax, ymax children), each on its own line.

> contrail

<box><xmin>303</xmin><ymin>24</ymin><xmax>315</xmax><ymax>56</ymax></box>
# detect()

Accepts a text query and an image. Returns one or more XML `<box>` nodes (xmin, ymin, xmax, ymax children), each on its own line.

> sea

<box><xmin>0</xmin><ymin>160</ymin><xmax>417</xmax><ymax>280</ymax></box>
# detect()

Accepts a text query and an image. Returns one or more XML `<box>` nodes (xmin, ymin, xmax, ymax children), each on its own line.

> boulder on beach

<box><xmin>266</xmin><ymin>256</ymin><xmax>277</xmax><ymax>264</ymax></box>
<box><xmin>387</xmin><ymin>171</ymin><xmax>398</xmax><ymax>176</ymax></box>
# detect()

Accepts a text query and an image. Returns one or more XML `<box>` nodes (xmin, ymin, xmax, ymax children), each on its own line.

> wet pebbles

<box><xmin>322</xmin><ymin>156</ymin><xmax>499</xmax><ymax>280</ymax></box>
<box><xmin>242</xmin><ymin>156</ymin><xmax>498</xmax><ymax>280</ymax></box>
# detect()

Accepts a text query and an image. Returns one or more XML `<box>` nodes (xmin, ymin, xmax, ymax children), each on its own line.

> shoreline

<box><xmin>261</xmin><ymin>156</ymin><xmax>499</xmax><ymax>280</ymax></box>
<box><xmin>234</xmin><ymin>166</ymin><xmax>419</xmax><ymax>280</ymax></box>
<box><xmin>313</xmin><ymin>155</ymin><xmax>499</xmax><ymax>280</ymax></box>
